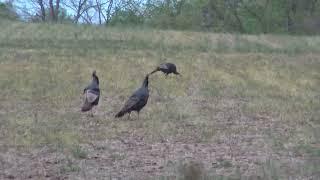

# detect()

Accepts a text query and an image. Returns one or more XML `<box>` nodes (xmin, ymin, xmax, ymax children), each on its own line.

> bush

<box><xmin>0</xmin><ymin>2</ymin><xmax>18</xmax><ymax>20</ymax></box>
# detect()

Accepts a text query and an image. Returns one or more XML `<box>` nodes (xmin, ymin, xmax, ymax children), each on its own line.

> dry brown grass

<box><xmin>0</xmin><ymin>21</ymin><xmax>319</xmax><ymax>179</ymax></box>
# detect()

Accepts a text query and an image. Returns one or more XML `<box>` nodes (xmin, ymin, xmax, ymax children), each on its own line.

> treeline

<box><xmin>1</xmin><ymin>0</ymin><xmax>320</xmax><ymax>34</ymax></box>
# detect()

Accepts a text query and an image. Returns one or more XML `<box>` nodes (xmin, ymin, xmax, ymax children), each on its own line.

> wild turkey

<box><xmin>81</xmin><ymin>70</ymin><xmax>100</xmax><ymax>117</ymax></box>
<box><xmin>115</xmin><ymin>75</ymin><xmax>149</xmax><ymax>119</ymax></box>
<box><xmin>149</xmin><ymin>62</ymin><xmax>181</xmax><ymax>77</ymax></box>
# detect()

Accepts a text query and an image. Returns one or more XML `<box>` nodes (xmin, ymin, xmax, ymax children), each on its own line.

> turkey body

<box><xmin>150</xmin><ymin>62</ymin><xmax>180</xmax><ymax>76</ymax></box>
<box><xmin>115</xmin><ymin>75</ymin><xmax>149</xmax><ymax>119</ymax></box>
<box><xmin>81</xmin><ymin>71</ymin><xmax>100</xmax><ymax>116</ymax></box>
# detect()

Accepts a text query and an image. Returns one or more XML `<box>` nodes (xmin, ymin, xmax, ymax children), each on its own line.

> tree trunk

<box><xmin>74</xmin><ymin>0</ymin><xmax>87</xmax><ymax>24</ymax></box>
<box><xmin>38</xmin><ymin>0</ymin><xmax>46</xmax><ymax>21</ymax></box>
<box><xmin>49</xmin><ymin>0</ymin><xmax>55</xmax><ymax>21</ymax></box>
<box><xmin>286</xmin><ymin>0</ymin><xmax>297</xmax><ymax>32</ymax></box>
<box><xmin>106</xmin><ymin>0</ymin><xmax>113</xmax><ymax>24</ymax></box>
<box><xmin>48</xmin><ymin>0</ymin><xmax>60</xmax><ymax>22</ymax></box>
<box><xmin>233</xmin><ymin>9</ymin><xmax>245</xmax><ymax>33</ymax></box>
<box><xmin>95</xmin><ymin>0</ymin><xmax>102</xmax><ymax>24</ymax></box>
<box><xmin>55</xmin><ymin>0</ymin><xmax>60</xmax><ymax>21</ymax></box>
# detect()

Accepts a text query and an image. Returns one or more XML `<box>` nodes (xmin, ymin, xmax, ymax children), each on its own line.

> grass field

<box><xmin>0</xmin><ymin>20</ymin><xmax>319</xmax><ymax>179</ymax></box>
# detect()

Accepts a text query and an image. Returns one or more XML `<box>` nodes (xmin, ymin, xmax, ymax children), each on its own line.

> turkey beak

<box><xmin>176</xmin><ymin>72</ymin><xmax>182</xmax><ymax>76</ymax></box>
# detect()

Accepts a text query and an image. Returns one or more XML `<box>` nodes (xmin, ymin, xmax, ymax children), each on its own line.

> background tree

<box><xmin>8</xmin><ymin>0</ymin><xmax>320</xmax><ymax>34</ymax></box>
<box><xmin>0</xmin><ymin>0</ymin><xmax>19</xmax><ymax>20</ymax></box>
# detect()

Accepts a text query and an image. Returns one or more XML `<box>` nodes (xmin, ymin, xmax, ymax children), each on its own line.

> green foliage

<box><xmin>110</xmin><ymin>0</ymin><xmax>320</xmax><ymax>34</ymax></box>
<box><xmin>60</xmin><ymin>158</ymin><xmax>81</xmax><ymax>173</ymax></box>
<box><xmin>71</xmin><ymin>145</ymin><xmax>88</xmax><ymax>159</ymax></box>
<box><xmin>260</xmin><ymin>159</ymin><xmax>280</xmax><ymax>180</ymax></box>
<box><xmin>109</xmin><ymin>7</ymin><xmax>144</xmax><ymax>26</ymax></box>
<box><xmin>6</xmin><ymin>0</ymin><xmax>320</xmax><ymax>34</ymax></box>
<box><xmin>0</xmin><ymin>2</ymin><xmax>18</xmax><ymax>20</ymax></box>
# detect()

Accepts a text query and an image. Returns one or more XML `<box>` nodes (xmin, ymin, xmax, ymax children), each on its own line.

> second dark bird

<box><xmin>81</xmin><ymin>70</ymin><xmax>100</xmax><ymax>117</ymax></box>
<box><xmin>150</xmin><ymin>62</ymin><xmax>181</xmax><ymax>77</ymax></box>
<box><xmin>115</xmin><ymin>75</ymin><xmax>149</xmax><ymax>119</ymax></box>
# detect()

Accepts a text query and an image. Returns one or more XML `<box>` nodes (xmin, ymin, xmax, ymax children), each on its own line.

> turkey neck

<box><xmin>142</xmin><ymin>77</ymin><xmax>148</xmax><ymax>89</ymax></box>
<box><xmin>92</xmin><ymin>74</ymin><xmax>99</xmax><ymax>86</ymax></box>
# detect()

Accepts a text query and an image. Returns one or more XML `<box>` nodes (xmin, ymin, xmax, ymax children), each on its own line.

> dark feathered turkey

<box><xmin>150</xmin><ymin>62</ymin><xmax>180</xmax><ymax>76</ymax></box>
<box><xmin>115</xmin><ymin>75</ymin><xmax>149</xmax><ymax>119</ymax></box>
<box><xmin>81</xmin><ymin>70</ymin><xmax>100</xmax><ymax>116</ymax></box>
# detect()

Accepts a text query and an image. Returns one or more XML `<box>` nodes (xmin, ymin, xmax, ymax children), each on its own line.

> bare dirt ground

<box><xmin>1</xmin><ymin>95</ymin><xmax>318</xmax><ymax>179</ymax></box>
